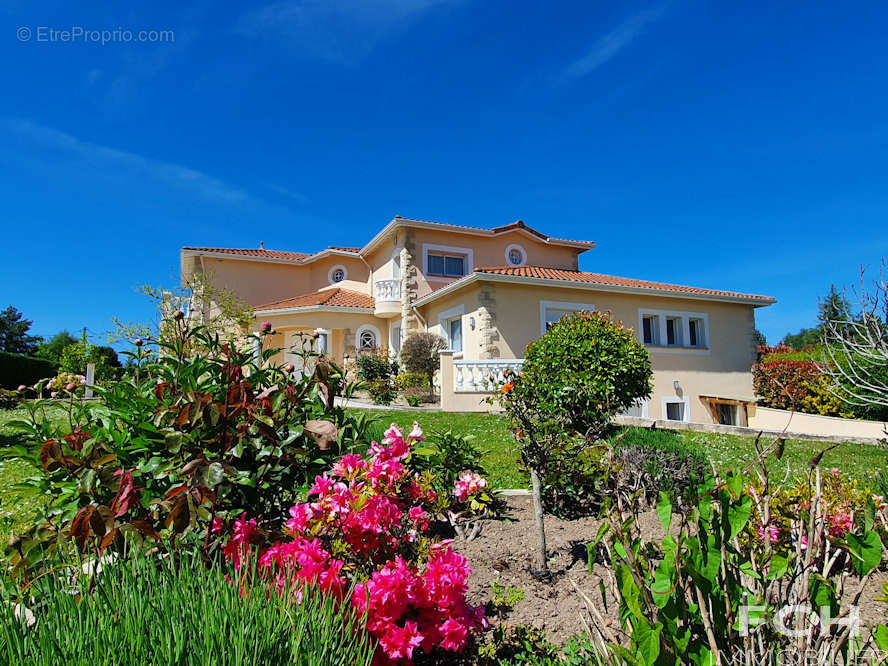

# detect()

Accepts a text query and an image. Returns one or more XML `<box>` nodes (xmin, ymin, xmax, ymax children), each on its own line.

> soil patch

<box><xmin>452</xmin><ymin>495</ymin><xmax>888</xmax><ymax>646</ymax></box>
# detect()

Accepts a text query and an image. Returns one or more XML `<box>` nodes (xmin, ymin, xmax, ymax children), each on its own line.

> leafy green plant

<box><xmin>404</xmin><ymin>388</ymin><xmax>424</xmax><ymax>407</ymax></box>
<box><xmin>355</xmin><ymin>349</ymin><xmax>397</xmax><ymax>383</ymax></box>
<box><xmin>2</xmin><ymin>317</ymin><xmax>371</xmax><ymax>579</ymax></box>
<box><xmin>409</xmin><ymin>429</ymin><xmax>487</xmax><ymax>491</ymax></box>
<box><xmin>400</xmin><ymin>332</ymin><xmax>447</xmax><ymax>390</ymax></box>
<box><xmin>367</xmin><ymin>378</ymin><xmax>396</xmax><ymax>405</ymax></box>
<box><xmin>0</xmin><ymin>553</ymin><xmax>374</xmax><ymax>666</ymax></box>
<box><xmin>477</xmin><ymin>624</ymin><xmax>560</xmax><ymax>665</ymax></box>
<box><xmin>577</xmin><ymin>434</ymin><xmax>888</xmax><ymax>665</ymax></box>
<box><xmin>490</xmin><ymin>579</ymin><xmax>525</xmax><ymax>621</ymax></box>
<box><xmin>493</xmin><ymin>311</ymin><xmax>652</xmax><ymax>572</ymax></box>
<box><xmin>396</xmin><ymin>372</ymin><xmax>428</xmax><ymax>391</ymax></box>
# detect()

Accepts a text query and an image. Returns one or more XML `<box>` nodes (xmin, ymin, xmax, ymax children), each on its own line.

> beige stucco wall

<box><xmin>748</xmin><ymin>406</ymin><xmax>888</xmax><ymax>441</ymax></box>
<box><xmin>423</xmin><ymin>280</ymin><xmax>761</xmax><ymax>423</ymax></box>
<box><xmin>257</xmin><ymin>311</ymin><xmax>391</xmax><ymax>364</ymax></box>
<box><xmin>192</xmin><ymin>255</ymin><xmax>369</xmax><ymax>307</ymax></box>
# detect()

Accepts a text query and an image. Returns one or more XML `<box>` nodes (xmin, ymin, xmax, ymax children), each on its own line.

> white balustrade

<box><xmin>374</xmin><ymin>279</ymin><xmax>401</xmax><ymax>302</ymax></box>
<box><xmin>453</xmin><ymin>359</ymin><xmax>524</xmax><ymax>392</ymax></box>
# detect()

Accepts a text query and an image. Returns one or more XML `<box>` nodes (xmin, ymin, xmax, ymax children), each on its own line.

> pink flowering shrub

<box><xmin>216</xmin><ymin>422</ymin><xmax>487</xmax><ymax>664</ymax></box>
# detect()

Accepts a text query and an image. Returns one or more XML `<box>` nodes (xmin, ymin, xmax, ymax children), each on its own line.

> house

<box><xmin>180</xmin><ymin>216</ymin><xmax>775</xmax><ymax>424</ymax></box>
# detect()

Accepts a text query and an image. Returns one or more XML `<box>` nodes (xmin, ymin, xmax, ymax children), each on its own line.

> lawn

<box><xmin>1</xmin><ymin>404</ymin><xmax>886</xmax><ymax>543</ymax></box>
<box><xmin>349</xmin><ymin>407</ymin><xmax>888</xmax><ymax>491</ymax></box>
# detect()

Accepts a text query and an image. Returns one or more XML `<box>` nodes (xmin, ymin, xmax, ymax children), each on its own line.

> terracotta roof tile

<box><xmin>255</xmin><ymin>288</ymin><xmax>374</xmax><ymax>311</ymax></box>
<box><xmin>395</xmin><ymin>216</ymin><xmax>595</xmax><ymax>247</ymax></box>
<box><xmin>183</xmin><ymin>247</ymin><xmax>311</xmax><ymax>261</ymax></box>
<box><xmin>327</xmin><ymin>246</ymin><xmax>362</xmax><ymax>253</ymax></box>
<box><xmin>474</xmin><ymin>266</ymin><xmax>775</xmax><ymax>303</ymax></box>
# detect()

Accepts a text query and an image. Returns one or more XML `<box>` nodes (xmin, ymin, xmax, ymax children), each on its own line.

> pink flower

<box><xmin>800</xmin><ymin>535</ymin><xmax>809</xmax><ymax>550</ymax></box>
<box><xmin>65</xmin><ymin>382</ymin><xmax>76</xmax><ymax>391</ymax></box>
<box><xmin>829</xmin><ymin>512</ymin><xmax>853</xmax><ymax>536</ymax></box>
<box><xmin>453</xmin><ymin>471</ymin><xmax>486</xmax><ymax>503</ymax></box>
<box><xmin>830</xmin><ymin>468</ymin><xmax>841</xmax><ymax>477</ymax></box>
<box><xmin>757</xmin><ymin>523</ymin><xmax>779</xmax><ymax>543</ymax></box>
<box><xmin>50</xmin><ymin>391</ymin><xmax>57</xmax><ymax>398</ymax></box>
<box><xmin>260</xmin><ymin>321</ymin><xmax>273</xmax><ymax>334</ymax></box>
<box><xmin>211</xmin><ymin>516</ymin><xmax>224</xmax><ymax>533</ymax></box>
<box><xmin>439</xmin><ymin>618</ymin><xmax>469</xmax><ymax>651</ymax></box>
<box><xmin>308</xmin><ymin>473</ymin><xmax>334</xmax><ymax>498</ymax></box>
<box><xmin>408</xmin><ymin>422</ymin><xmax>425</xmax><ymax>441</ymax></box>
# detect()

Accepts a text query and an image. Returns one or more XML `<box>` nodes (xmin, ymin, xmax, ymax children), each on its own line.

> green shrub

<box><xmin>367</xmin><ymin>378</ymin><xmax>396</xmax><ymax>405</ymax></box>
<box><xmin>3</xmin><ymin>318</ymin><xmax>370</xmax><ymax>578</ymax></box>
<box><xmin>0</xmin><ymin>554</ymin><xmax>373</xmax><ymax>666</ymax></box>
<box><xmin>404</xmin><ymin>389</ymin><xmax>423</xmax><ymax>407</ymax></box>
<box><xmin>0</xmin><ymin>388</ymin><xmax>21</xmax><ymax>410</ymax></box>
<box><xmin>541</xmin><ymin>429</ymin><xmax>707</xmax><ymax>520</ymax></box>
<box><xmin>0</xmin><ymin>351</ymin><xmax>57</xmax><ymax>389</ymax></box>
<box><xmin>355</xmin><ymin>350</ymin><xmax>397</xmax><ymax>383</ymax></box>
<box><xmin>395</xmin><ymin>372</ymin><xmax>428</xmax><ymax>391</ymax></box>
<box><xmin>514</xmin><ymin>311</ymin><xmax>653</xmax><ymax>434</ymax></box>
<box><xmin>400</xmin><ymin>333</ymin><xmax>447</xmax><ymax>390</ymax></box>
<box><xmin>409</xmin><ymin>429</ymin><xmax>487</xmax><ymax>493</ymax></box>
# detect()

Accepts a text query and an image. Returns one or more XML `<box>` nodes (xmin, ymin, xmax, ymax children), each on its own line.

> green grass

<box><xmin>349</xmin><ymin>407</ymin><xmax>888</xmax><ymax>491</ymax></box>
<box><xmin>0</xmin><ymin>404</ymin><xmax>68</xmax><ymax>543</ymax></box>
<box><xmin>2</xmin><ymin>405</ymin><xmax>886</xmax><ymax>542</ymax></box>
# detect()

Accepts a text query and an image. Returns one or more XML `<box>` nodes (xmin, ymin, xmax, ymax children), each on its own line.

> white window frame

<box><xmin>355</xmin><ymin>324</ymin><xmax>381</xmax><ymax>352</ymax></box>
<box><xmin>661</xmin><ymin>396</ymin><xmax>691</xmax><ymax>422</ymax></box>
<box><xmin>437</xmin><ymin>305</ymin><xmax>465</xmax><ymax>355</ymax></box>
<box><xmin>422</xmin><ymin>244</ymin><xmax>473</xmax><ymax>282</ymax></box>
<box><xmin>504</xmin><ymin>243</ymin><xmax>527</xmax><ymax>266</ymax></box>
<box><xmin>328</xmin><ymin>264</ymin><xmax>348</xmax><ymax>285</ymax></box>
<box><xmin>539</xmin><ymin>300</ymin><xmax>593</xmax><ymax>336</ymax></box>
<box><xmin>314</xmin><ymin>328</ymin><xmax>330</xmax><ymax>354</ymax></box>
<box><xmin>637</xmin><ymin>309</ymin><xmax>710</xmax><ymax>354</ymax></box>
<box><xmin>389</xmin><ymin>320</ymin><xmax>402</xmax><ymax>354</ymax></box>
<box><xmin>619</xmin><ymin>398</ymin><xmax>649</xmax><ymax>418</ymax></box>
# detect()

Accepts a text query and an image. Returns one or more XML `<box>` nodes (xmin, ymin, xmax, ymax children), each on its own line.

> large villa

<box><xmin>181</xmin><ymin>216</ymin><xmax>775</xmax><ymax>424</ymax></box>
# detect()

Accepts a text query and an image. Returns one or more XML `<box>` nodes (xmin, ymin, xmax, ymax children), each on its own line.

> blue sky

<box><xmin>2</xmin><ymin>1</ymin><xmax>887</xmax><ymax>347</ymax></box>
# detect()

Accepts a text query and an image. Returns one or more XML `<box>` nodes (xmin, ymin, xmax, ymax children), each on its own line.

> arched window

<box><xmin>359</xmin><ymin>329</ymin><xmax>376</xmax><ymax>351</ymax></box>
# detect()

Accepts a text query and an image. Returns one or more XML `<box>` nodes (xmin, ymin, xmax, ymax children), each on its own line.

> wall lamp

<box><xmin>673</xmin><ymin>380</ymin><xmax>681</xmax><ymax>392</ymax></box>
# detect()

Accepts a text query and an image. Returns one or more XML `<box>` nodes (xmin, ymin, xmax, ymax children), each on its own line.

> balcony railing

<box><xmin>454</xmin><ymin>359</ymin><xmax>524</xmax><ymax>392</ymax></box>
<box><xmin>374</xmin><ymin>279</ymin><xmax>401</xmax><ymax>302</ymax></box>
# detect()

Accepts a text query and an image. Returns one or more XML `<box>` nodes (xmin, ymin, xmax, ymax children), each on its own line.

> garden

<box><xmin>1</xmin><ymin>308</ymin><xmax>888</xmax><ymax>665</ymax></box>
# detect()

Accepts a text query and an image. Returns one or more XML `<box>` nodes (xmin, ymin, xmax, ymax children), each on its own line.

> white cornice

<box><xmin>254</xmin><ymin>305</ymin><xmax>373</xmax><ymax>316</ymax></box>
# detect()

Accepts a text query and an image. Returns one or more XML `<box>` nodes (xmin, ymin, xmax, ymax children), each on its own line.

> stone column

<box><xmin>438</xmin><ymin>350</ymin><xmax>454</xmax><ymax>411</ymax></box>
<box><xmin>478</xmin><ymin>284</ymin><xmax>500</xmax><ymax>359</ymax></box>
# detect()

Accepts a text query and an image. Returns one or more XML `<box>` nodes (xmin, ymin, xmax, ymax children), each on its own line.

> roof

<box><xmin>184</xmin><ymin>217</ymin><xmax>596</xmax><ymax>267</ymax></box>
<box><xmin>413</xmin><ymin>265</ymin><xmax>776</xmax><ymax>307</ymax></box>
<box><xmin>254</xmin><ymin>288</ymin><xmax>374</xmax><ymax>312</ymax></box>
<box><xmin>182</xmin><ymin>247</ymin><xmax>311</xmax><ymax>261</ymax></box>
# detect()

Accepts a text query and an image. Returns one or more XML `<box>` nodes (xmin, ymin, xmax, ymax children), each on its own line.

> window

<box><xmin>328</xmin><ymin>265</ymin><xmax>348</xmax><ymax>284</ymax></box>
<box><xmin>428</xmin><ymin>254</ymin><xmax>465</xmax><ymax>277</ymax></box>
<box><xmin>438</xmin><ymin>305</ymin><xmax>465</xmax><ymax>353</ymax></box>
<box><xmin>638</xmin><ymin>309</ymin><xmax>710</xmax><ymax>352</ymax></box>
<box><xmin>620</xmin><ymin>399</ymin><xmax>649</xmax><ymax>418</ymax></box>
<box><xmin>315</xmin><ymin>329</ymin><xmax>329</xmax><ymax>354</ymax></box>
<box><xmin>355</xmin><ymin>324</ymin><xmax>380</xmax><ymax>352</ymax></box>
<box><xmin>642</xmin><ymin>315</ymin><xmax>660</xmax><ymax>345</ymax></box>
<box><xmin>423</xmin><ymin>244</ymin><xmax>473</xmax><ymax>281</ymax></box>
<box><xmin>665</xmin><ymin>317</ymin><xmax>682</xmax><ymax>346</ymax></box>
<box><xmin>662</xmin><ymin>397</ymin><xmax>691</xmax><ymax>422</ymax></box>
<box><xmin>390</xmin><ymin>322</ymin><xmax>402</xmax><ymax>354</ymax></box>
<box><xmin>716</xmin><ymin>403</ymin><xmax>738</xmax><ymax>426</ymax></box>
<box><xmin>666</xmin><ymin>402</ymin><xmax>685</xmax><ymax>421</ymax></box>
<box><xmin>540</xmin><ymin>301</ymin><xmax>592</xmax><ymax>336</ymax></box>
<box><xmin>504</xmin><ymin>243</ymin><xmax>527</xmax><ymax>266</ymax></box>
<box><xmin>448</xmin><ymin>318</ymin><xmax>463</xmax><ymax>352</ymax></box>
<box><xmin>688</xmin><ymin>318</ymin><xmax>705</xmax><ymax>347</ymax></box>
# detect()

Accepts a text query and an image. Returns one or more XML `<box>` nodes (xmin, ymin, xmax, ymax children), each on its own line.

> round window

<box><xmin>332</xmin><ymin>269</ymin><xmax>345</xmax><ymax>282</ymax></box>
<box><xmin>508</xmin><ymin>249</ymin><xmax>523</xmax><ymax>265</ymax></box>
<box><xmin>359</xmin><ymin>330</ymin><xmax>376</xmax><ymax>351</ymax></box>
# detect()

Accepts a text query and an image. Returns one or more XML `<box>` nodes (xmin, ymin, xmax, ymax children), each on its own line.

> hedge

<box><xmin>0</xmin><ymin>351</ymin><xmax>58</xmax><ymax>389</ymax></box>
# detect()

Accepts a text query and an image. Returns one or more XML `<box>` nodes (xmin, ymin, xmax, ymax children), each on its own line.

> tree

<box><xmin>818</xmin><ymin>284</ymin><xmax>852</xmax><ymax>327</ymax></box>
<box><xmin>821</xmin><ymin>262</ymin><xmax>888</xmax><ymax>422</ymax></box>
<box><xmin>495</xmin><ymin>311</ymin><xmax>652</xmax><ymax>573</ymax></box>
<box><xmin>36</xmin><ymin>330</ymin><xmax>79</xmax><ymax>364</ymax></box>
<box><xmin>399</xmin><ymin>332</ymin><xmax>447</xmax><ymax>391</ymax></box>
<box><xmin>782</xmin><ymin>327</ymin><xmax>820</xmax><ymax>349</ymax></box>
<box><xmin>0</xmin><ymin>306</ymin><xmax>41</xmax><ymax>355</ymax></box>
<box><xmin>753</xmin><ymin>328</ymin><xmax>767</xmax><ymax>347</ymax></box>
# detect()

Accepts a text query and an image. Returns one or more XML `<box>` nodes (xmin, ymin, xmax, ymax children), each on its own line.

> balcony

<box><xmin>374</xmin><ymin>279</ymin><xmax>401</xmax><ymax>317</ymax></box>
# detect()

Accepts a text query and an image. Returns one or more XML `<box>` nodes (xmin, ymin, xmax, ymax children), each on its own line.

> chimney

<box><xmin>260</xmin><ymin>241</ymin><xmax>265</xmax><ymax>249</ymax></box>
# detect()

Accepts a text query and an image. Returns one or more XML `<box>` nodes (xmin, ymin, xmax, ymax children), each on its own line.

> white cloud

<box><xmin>561</xmin><ymin>4</ymin><xmax>668</xmax><ymax>81</ymax></box>
<box><xmin>3</xmin><ymin>118</ymin><xmax>250</xmax><ymax>204</ymax></box>
<box><xmin>237</xmin><ymin>0</ymin><xmax>456</xmax><ymax>63</ymax></box>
